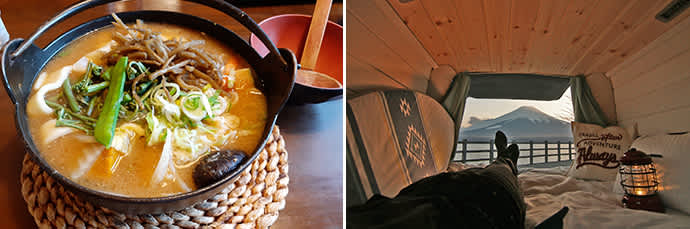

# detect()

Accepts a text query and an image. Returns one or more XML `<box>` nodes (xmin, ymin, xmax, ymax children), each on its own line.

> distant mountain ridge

<box><xmin>459</xmin><ymin>106</ymin><xmax>573</xmax><ymax>142</ymax></box>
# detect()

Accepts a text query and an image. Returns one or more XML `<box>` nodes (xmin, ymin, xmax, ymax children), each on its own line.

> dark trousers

<box><xmin>347</xmin><ymin>158</ymin><xmax>525</xmax><ymax>229</ymax></box>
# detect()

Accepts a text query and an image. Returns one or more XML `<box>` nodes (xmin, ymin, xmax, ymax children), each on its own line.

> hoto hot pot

<box><xmin>0</xmin><ymin>0</ymin><xmax>295</xmax><ymax>214</ymax></box>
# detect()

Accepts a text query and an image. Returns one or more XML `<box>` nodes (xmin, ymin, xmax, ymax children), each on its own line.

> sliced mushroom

<box><xmin>193</xmin><ymin>150</ymin><xmax>245</xmax><ymax>188</ymax></box>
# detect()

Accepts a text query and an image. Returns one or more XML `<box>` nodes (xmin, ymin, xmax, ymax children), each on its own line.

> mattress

<box><xmin>519</xmin><ymin>166</ymin><xmax>690</xmax><ymax>228</ymax></box>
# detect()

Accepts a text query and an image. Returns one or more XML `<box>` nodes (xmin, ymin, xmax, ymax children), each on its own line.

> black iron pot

<box><xmin>1</xmin><ymin>0</ymin><xmax>295</xmax><ymax>214</ymax></box>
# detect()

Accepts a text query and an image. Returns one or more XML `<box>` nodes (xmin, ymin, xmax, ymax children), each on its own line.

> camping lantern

<box><xmin>619</xmin><ymin>148</ymin><xmax>664</xmax><ymax>213</ymax></box>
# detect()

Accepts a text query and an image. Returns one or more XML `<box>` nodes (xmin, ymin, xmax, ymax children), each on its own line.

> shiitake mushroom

<box><xmin>193</xmin><ymin>150</ymin><xmax>246</xmax><ymax>188</ymax></box>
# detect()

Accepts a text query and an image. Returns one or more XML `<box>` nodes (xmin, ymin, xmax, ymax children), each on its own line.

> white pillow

<box><xmin>567</xmin><ymin>122</ymin><xmax>632</xmax><ymax>181</ymax></box>
<box><xmin>614</xmin><ymin>133</ymin><xmax>690</xmax><ymax>214</ymax></box>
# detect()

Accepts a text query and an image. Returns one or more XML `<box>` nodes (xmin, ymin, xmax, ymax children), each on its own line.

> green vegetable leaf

<box><xmin>91</xmin><ymin>64</ymin><xmax>103</xmax><ymax>77</ymax></box>
<box><xmin>145</xmin><ymin>111</ymin><xmax>169</xmax><ymax>146</ymax></box>
<box><xmin>136</xmin><ymin>81</ymin><xmax>154</xmax><ymax>95</ymax></box>
<box><xmin>102</xmin><ymin>67</ymin><xmax>112</xmax><ymax>81</ymax></box>
<box><xmin>62</xmin><ymin>79</ymin><xmax>81</xmax><ymax>113</ymax></box>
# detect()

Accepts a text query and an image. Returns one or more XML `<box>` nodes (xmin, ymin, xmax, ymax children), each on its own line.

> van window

<box><xmin>457</xmin><ymin>88</ymin><xmax>574</xmax><ymax>166</ymax></box>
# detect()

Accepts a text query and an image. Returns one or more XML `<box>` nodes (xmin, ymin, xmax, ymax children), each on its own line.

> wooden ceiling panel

<box><xmin>570</xmin><ymin>0</ymin><xmax>670</xmax><ymax>74</ymax></box>
<box><xmin>419</xmin><ymin>0</ymin><xmax>469</xmax><ymax>70</ymax></box>
<box><xmin>554</xmin><ymin>0</ymin><xmax>629</xmax><ymax>73</ymax></box>
<box><xmin>506</xmin><ymin>0</ymin><xmax>540</xmax><ymax>72</ymax></box>
<box><xmin>386</xmin><ymin>0</ymin><xmax>459</xmax><ymax>65</ymax></box>
<box><xmin>351</xmin><ymin>0</ymin><xmax>690</xmax><ymax>77</ymax></box>
<box><xmin>347</xmin><ymin>0</ymin><xmax>438</xmax><ymax>76</ymax></box>
<box><xmin>524</xmin><ymin>0</ymin><xmax>569</xmax><ymax>73</ymax></box>
<box><xmin>481</xmin><ymin>0</ymin><xmax>513</xmax><ymax>72</ymax></box>
<box><xmin>347</xmin><ymin>14</ymin><xmax>425</xmax><ymax>88</ymax></box>
<box><xmin>451</xmin><ymin>0</ymin><xmax>493</xmax><ymax>71</ymax></box>
<box><xmin>531</xmin><ymin>0</ymin><xmax>598</xmax><ymax>74</ymax></box>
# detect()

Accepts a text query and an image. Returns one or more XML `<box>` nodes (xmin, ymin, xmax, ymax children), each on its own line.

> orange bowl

<box><xmin>250</xmin><ymin>14</ymin><xmax>342</xmax><ymax>104</ymax></box>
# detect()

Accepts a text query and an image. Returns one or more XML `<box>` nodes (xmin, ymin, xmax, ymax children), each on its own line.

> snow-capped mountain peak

<box><xmin>464</xmin><ymin>106</ymin><xmax>553</xmax><ymax>131</ymax></box>
<box><xmin>460</xmin><ymin>106</ymin><xmax>572</xmax><ymax>141</ymax></box>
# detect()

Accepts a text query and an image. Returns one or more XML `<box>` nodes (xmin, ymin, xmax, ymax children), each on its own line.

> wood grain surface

<box><xmin>0</xmin><ymin>1</ymin><xmax>343</xmax><ymax>228</ymax></box>
<box><xmin>346</xmin><ymin>0</ymin><xmax>690</xmax><ymax>94</ymax></box>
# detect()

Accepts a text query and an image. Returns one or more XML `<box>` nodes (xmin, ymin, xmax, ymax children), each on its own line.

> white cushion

<box><xmin>567</xmin><ymin>122</ymin><xmax>632</xmax><ymax>181</ymax></box>
<box><xmin>615</xmin><ymin>133</ymin><xmax>690</xmax><ymax>214</ymax></box>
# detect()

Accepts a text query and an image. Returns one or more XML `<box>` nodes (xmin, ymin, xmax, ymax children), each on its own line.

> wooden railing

<box><xmin>454</xmin><ymin>140</ymin><xmax>575</xmax><ymax>165</ymax></box>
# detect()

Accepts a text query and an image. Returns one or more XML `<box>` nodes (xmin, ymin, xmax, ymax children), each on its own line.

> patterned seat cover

<box><xmin>346</xmin><ymin>90</ymin><xmax>455</xmax><ymax>206</ymax></box>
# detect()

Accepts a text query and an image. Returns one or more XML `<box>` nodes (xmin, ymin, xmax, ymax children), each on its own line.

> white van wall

<box><xmin>607</xmin><ymin>16</ymin><xmax>690</xmax><ymax>136</ymax></box>
<box><xmin>427</xmin><ymin>65</ymin><xmax>457</xmax><ymax>101</ymax></box>
<box><xmin>346</xmin><ymin>0</ymin><xmax>436</xmax><ymax>97</ymax></box>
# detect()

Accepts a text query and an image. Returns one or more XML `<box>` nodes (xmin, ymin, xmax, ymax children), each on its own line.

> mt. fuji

<box><xmin>459</xmin><ymin>106</ymin><xmax>573</xmax><ymax>142</ymax></box>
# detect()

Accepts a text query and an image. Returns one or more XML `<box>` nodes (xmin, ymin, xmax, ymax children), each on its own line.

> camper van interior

<box><xmin>346</xmin><ymin>0</ymin><xmax>690</xmax><ymax>228</ymax></box>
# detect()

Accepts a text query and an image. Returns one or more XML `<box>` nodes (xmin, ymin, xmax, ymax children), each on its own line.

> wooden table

<box><xmin>0</xmin><ymin>1</ymin><xmax>343</xmax><ymax>228</ymax></box>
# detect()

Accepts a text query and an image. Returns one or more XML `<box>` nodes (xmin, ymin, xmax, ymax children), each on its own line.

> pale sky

<box><xmin>461</xmin><ymin>87</ymin><xmax>573</xmax><ymax>127</ymax></box>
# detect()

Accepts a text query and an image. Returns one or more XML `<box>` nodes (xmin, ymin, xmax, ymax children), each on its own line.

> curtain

<box><xmin>570</xmin><ymin>75</ymin><xmax>610</xmax><ymax>126</ymax></box>
<box><xmin>467</xmin><ymin>73</ymin><xmax>570</xmax><ymax>100</ymax></box>
<box><xmin>441</xmin><ymin>72</ymin><xmax>471</xmax><ymax>144</ymax></box>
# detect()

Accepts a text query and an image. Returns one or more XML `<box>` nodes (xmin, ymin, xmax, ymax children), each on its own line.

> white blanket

<box><xmin>519</xmin><ymin>166</ymin><xmax>690</xmax><ymax>228</ymax></box>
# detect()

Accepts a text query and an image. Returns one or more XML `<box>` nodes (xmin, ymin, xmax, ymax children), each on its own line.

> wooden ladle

<box><xmin>297</xmin><ymin>0</ymin><xmax>342</xmax><ymax>89</ymax></box>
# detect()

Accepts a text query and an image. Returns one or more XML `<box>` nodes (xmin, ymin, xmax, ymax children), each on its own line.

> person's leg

<box><xmin>478</xmin><ymin>153</ymin><xmax>522</xmax><ymax>210</ymax></box>
<box><xmin>392</xmin><ymin>132</ymin><xmax>525</xmax><ymax>228</ymax></box>
<box><xmin>494</xmin><ymin>131</ymin><xmax>519</xmax><ymax>171</ymax></box>
<box><xmin>348</xmin><ymin>131</ymin><xmax>526</xmax><ymax>228</ymax></box>
<box><xmin>347</xmin><ymin>194</ymin><xmax>466</xmax><ymax>229</ymax></box>
<box><xmin>484</xmin><ymin>145</ymin><xmax>519</xmax><ymax>175</ymax></box>
<box><xmin>472</xmin><ymin>132</ymin><xmax>524</xmax><ymax>228</ymax></box>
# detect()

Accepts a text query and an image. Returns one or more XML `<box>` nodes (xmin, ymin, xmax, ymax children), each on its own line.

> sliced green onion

<box><xmin>183</xmin><ymin>96</ymin><xmax>200</xmax><ymax>110</ymax></box>
<box><xmin>180</xmin><ymin>92</ymin><xmax>212</xmax><ymax>122</ymax></box>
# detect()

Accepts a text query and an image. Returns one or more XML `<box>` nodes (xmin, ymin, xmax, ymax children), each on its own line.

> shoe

<box><xmin>495</xmin><ymin>131</ymin><xmax>507</xmax><ymax>153</ymax></box>
<box><xmin>505</xmin><ymin>144</ymin><xmax>519</xmax><ymax>165</ymax></box>
<box><xmin>495</xmin><ymin>131</ymin><xmax>519</xmax><ymax>164</ymax></box>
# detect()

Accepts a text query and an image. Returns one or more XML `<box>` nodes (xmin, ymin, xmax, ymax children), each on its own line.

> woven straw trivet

<box><xmin>20</xmin><ymin>126</ymin><xmax>289</xmax><ymax>229</ymax></box>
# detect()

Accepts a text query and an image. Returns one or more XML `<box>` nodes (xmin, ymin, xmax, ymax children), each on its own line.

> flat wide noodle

<box><xmin>152</xmin><ymin>130</ymin><xmax>173</xmax><ymax>185</ymax></box>
<box><xmin>27</xmin><ymin>66</ymin><xmax>71</xmax><ymax>116</ymax></box>
<box><xmin>39</xmin><ymin>119</ymin><xmax>75</xmax><ymax>145</ymax></box>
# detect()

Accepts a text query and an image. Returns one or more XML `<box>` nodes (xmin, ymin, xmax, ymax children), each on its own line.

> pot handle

<box><xmin>9</xmin><ymin>0</ymin><xmax>287</xmax><ymax>67</ymax></box>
